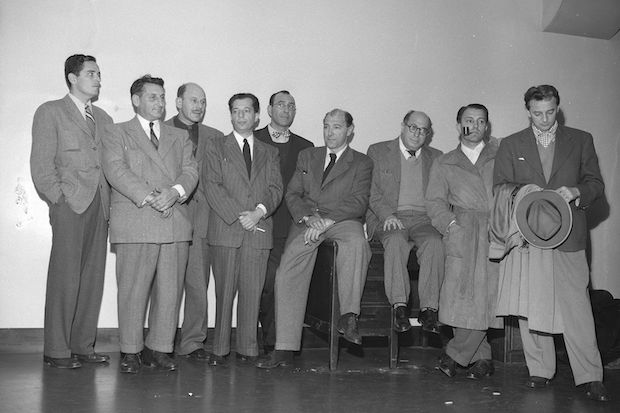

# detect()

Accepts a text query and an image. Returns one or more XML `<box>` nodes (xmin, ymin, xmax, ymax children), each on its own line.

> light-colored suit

<box><xmin>165</xmin><ymin>116</ymin><xmax>224</xmax><ymax>355</ymax></box>
<box><xmin>102</xmin><ymin>117</ymin><xmax>198</xmax><ymax>354</ymax></box>
<box><xmin>367</xmin><ymin>138</ymin><xmax>444</xmax><ymax>307</ymax></box>
<box><xmin>31</xmin><ymin>94</ymin><xmax>113</xmax><ymax>358</ymax></box>
<box><xmin>203</xmin><ymin>133</ymin><xmax>282</xmax><ymax>356</ymax></box>
<box><xmin>275</xmin><ymin>146</ymin><xmax>373</xmax><ymax>351</ymax></box>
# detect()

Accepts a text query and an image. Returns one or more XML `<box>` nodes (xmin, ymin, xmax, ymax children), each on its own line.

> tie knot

<box><xmin>329</xmin><ymin>153</ymin><xmax>336</xmax><ymax>161</ymax></box>
<box><xmin>407</xmin><ymin>150</ymin><xmax>416</xmax><ymax>158</ymax></box>
<box><xmin>149</xmin><ymin>121</ymin><xmax>154</xmax><ymax>128</ymax></box>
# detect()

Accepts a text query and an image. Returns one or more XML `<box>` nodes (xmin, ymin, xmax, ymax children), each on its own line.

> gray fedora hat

<box><xmin>515</xmin><ymin>189</ymin><xmax>573</xmax><ymax>249</ymax></box>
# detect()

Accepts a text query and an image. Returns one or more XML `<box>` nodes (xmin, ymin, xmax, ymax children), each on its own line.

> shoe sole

<box><xmin>336</xmin><ymin>328</ymin><xmax>362</xmax><ymax>345</ymax></box>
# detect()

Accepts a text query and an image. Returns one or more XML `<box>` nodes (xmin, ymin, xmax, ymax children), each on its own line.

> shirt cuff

<box><xmin>173</xmin><ymin>184</ymin><xmax>185</xmax><ymax>198</ymax></box>
<box><xmin>256</xmin><ymin>203</ymin><xmax>267</xmax><ymax>217</ymax></box>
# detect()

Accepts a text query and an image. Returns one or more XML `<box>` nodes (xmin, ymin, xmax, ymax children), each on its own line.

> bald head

<box><xmin>176</xmin><ymin>82</ymin><xmax>207</xmax><ymax>125</ymax></box>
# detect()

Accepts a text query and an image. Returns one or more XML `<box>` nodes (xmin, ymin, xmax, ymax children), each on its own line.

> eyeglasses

<box><xmin>274</xmin><ymin>102</ymin><xmax>296</xmax><ymax>111</ymax></box>
<box><xmin>405</xmin><ymin>123</ymin><xmax>430</xmax><ymax>136</ymax></box>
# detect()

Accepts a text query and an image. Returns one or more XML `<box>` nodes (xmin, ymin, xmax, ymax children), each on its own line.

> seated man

<box><xmin>256</xmin><ymin>109</ymin><xmax>373</xmax><ymax>368</ymax></box>
<box><xmin>367</xmin><ymin>110</ymin><xmax>444</xmax><ymax>333</ymax></box>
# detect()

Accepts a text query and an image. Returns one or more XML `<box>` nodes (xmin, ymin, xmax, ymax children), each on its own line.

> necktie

<box><xmin>243</xmin><ymin>138</ymin><xmax>252</xmax><ymax>178</ymax></box>
<box><xmin>85</xmin><ymin>105</ymin><xmax>95</xmax><ymax>137</ymax></box>
<box><xmin>322</xmin><ymin>153</ymin><xmax>337</xmax><ymax>183</ymax></box>
<box><xmin>149</xmin><ymin>122</ymin><xmax>159</xmax><ymax>150</ymax></box>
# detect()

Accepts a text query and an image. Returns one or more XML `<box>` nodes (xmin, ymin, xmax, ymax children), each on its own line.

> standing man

<box><xmin>165</xmin><ymin>83</ymin><xmax>224</xmax><ymax>361</ymax></box>
<box><xmin>494</xmin><ymin>85</ymin><xmax>608</xmax><ymax>401</ymax></box>
<box><xmin>255</xmin><ymin>90</ymin><xmax>313</xmax><ymax>354</ymax></box>
<box><xmin>257</xmin><ymin>109</ymin><xmax>373</xmax><ymax>369</ymax></box>
<box><xmin>102</xmin><ymin>75</ymin><xmax>198</xmax><ymax>374</ymax></box>
<box><xmin>203</xmin><ymin>93</ymin><xmax>282</xmax><ymax>365</ymax></box>
<box><xmin>425</xmin><ymin>104</ymin><xmax>501</xmax><ymax>380</ymax></box>
<box><xmin>31</xmin><ymin>54</ymin><xmax>113</xmax><ymax>369</ymax></box>
<box><xmin>366</xmin><ymin>110</ymin><xmax>444</xmax><ymax>333</ymax></box>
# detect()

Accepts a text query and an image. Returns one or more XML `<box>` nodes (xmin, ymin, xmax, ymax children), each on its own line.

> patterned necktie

<box><xmin>243</xmin><ymin>138</ymin><xmax>252</xmax><ymax>178</ymax></box>
<box><xmin>149</xmin><ymin>122</ymin><xmax>159</xmax><ymax>150</ymax></box>
<box><xmin>271</xmin><ymin>129</ymin><xmax>290</xmax><ymax>140</ymax></box>
<box><xmin>322</xmin><ymin>153</ymin><xmax>337</xmax><ymax>183</ymax></box>
<box><xmin>85</xmin><ymin>105</ymin><xmax>95</xmax><ymax>137</ymax></box>
<box><xmin>533</xmin><ymin>122</ymin><xmax>558</xmax><ymax>148</ymax></box>
<box><xmin>407</xmin><ymin>149</ymin><xmax>416</xmax><ymax>159</ymax></box>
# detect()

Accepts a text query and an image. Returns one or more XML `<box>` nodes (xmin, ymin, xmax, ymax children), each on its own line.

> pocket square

<box><xmin>302</xmin><ymin>170</ymin><xmax>308</xmax><ymax>174</ymax></box>
<box><xmin>518</xmin><ymin>157</ymin><xmax>525</xmax><ymax>161</ymax></box>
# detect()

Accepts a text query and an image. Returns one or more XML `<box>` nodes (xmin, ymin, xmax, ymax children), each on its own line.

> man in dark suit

<box><xmin>255</xmin><ymin>90</ymin><xmax>313</xmax><ymax>354</ymax></box>
<box><xmin>494</xmin><ymin>85</ymin><xmax>608</xmax><ymax>401</ymax></box>
<box><xmin>256</xmin><ymin>109</ymin><xmax>373</xmax><ymax>368</ymax></box>
<box><xmin>366</xmin><ymin>110</ymin><xmax>444</xmax><ymax>333</ymax></box>
<box><xmin>203</xmin><ymin>93</ymin><xmax>282</xmax><ymax>365</ymax></box>
<box><xmin>102</xmin><ymin>75</ymin><xmax>198</xmax><ymax>374</ymax></box>
<box><xmin>165</xmin><ymin>83</ymin><xmax>224</xmax><ymax>361</ymax></box>
<box><xmin>31</xmin><ymin>54</ymin><xmax>113</xmax><ymax>369</ymax></box>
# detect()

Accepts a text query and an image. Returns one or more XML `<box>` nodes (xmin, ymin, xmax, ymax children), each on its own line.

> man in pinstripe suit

<box><xmin>203</xmin><ymin>93</ymin><xmax>283</xmax><ymax>364</ymax></box>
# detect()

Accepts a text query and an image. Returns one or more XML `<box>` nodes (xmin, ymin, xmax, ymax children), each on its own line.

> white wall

<box><xmin>1</xmin><ymin>0</ymin><xmax>619</xmax><ymax>328</ymax></box>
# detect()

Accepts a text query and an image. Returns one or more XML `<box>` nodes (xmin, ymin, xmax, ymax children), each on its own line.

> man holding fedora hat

<box><xmin>493</xmin><ymin>85</ymin><xmax>608</xmax><ymax>401</ymax></box>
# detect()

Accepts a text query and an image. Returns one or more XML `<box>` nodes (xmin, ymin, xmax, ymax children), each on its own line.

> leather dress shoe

<box><xmin>525</xmin><ymin>376</ymin><xmax>551</xmax><ymax>388</ymax></box>
<box><xmin>437</xmin><ymin>353</ymin><xmax>457</xmax><ymax>377</ymax></box>
<box><xmin>255</xmin><ymin>350</ymin><xmax>293</xmax><ymax>369</ymax></box>
<box><xmin>43</xmin><ymin>356</ymin><xmax>81</xmax><ymax>369</ymax></box>
<box><xmin>184</xmin><ymin>348</ymin><xmax>210</xmax><ymax>361</ymax></box>
<box><xmin>72</xmin><ymin>352</ymin><xmax>110</xmax><ymax>363</ymax></box>
<box><xmin>142</xmin><ymin>347</ymin><xmax>177</xmax><ymax>371</ymax></box>
<box><xmin>418</xmin><ymin>308</ymin><xmax>440</xmax><ymax>334</ymax></box>
<box><xmin>207</xmin><ymin>353</ymin><xmax>229</xmax><ymax>366</ymax></box>
<box><xmin>235</xmin><ymin>353</ymin><xmax>258</xmax><ymax>365</ymax></box>
<box><xmin>393</xmin><ymin>305</ymin><xmax>412</xmax><ymax>333</ymax></box>
<box><xmin>466</xmin><ymin>359</ymin><xmax>494</xmax><ymax>379</ymax></box>
<box><xmin>584</xmin><ymin>381</ymin><xmax>610</xmax><ymax>402</ymax></box>
<box><xmin>337</xmin><ymin>313</ymin><xmax>362</xmax><ymax>345</ymax></box>
<box><xmin>120</xmin><ymin>353</ymin><xmax>141</xmax><ymax>374</ymax></box>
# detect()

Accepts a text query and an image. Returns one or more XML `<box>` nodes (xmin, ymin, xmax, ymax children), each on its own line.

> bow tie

<box><xmin>271</xmin><ymin>130</ymin><xmax>290</xmax><ymax>139</ymax></box>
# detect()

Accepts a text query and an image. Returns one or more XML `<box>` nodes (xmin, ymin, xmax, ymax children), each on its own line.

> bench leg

<box><xmin>329</xmin><ymin>245</ymin><xmax>340</xmax><ymax>371</ymax></box>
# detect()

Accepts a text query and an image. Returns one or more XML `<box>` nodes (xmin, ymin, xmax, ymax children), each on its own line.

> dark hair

<box><xmin>64</xmin><ymin>54</ymin><xmax>96</xmax><ymax>89</ymax></box>
<box><xmin>269</xmin><ymin>90</ymin><xmax>291</xmax><ymax>106</ymax></box>
<box><xmin>524</xmin><ymin>85</ymin><xmax>560</xmax><ymax>109</ymax></box>
<box><xmin>324</xmin><ymin>108</ymin><xmax>353</xmax><ymax>127</ymax></box>
<box><xmin>228</xmin><ymin>93</ymin><xmax>260</xmax><ymax>113</ymax></box>
<box><xmin>456</xmin><ymin>103</ymin><xmax>488</xmax><ymax>122</ymax></box>
<box><xmin>130</xmin><ymin>75</ymin><xmax>164</xmax><ymax>98</ymax></box>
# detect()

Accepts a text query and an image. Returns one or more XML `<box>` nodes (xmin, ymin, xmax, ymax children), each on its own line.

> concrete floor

<box><xmin>1</xmin><ymin>345</ymin><xmax>619</xmax><ymax>413</ymax></box>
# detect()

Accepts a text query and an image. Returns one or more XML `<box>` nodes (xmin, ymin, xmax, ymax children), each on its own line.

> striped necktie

<box><xmin>85</xmin><ymin>105</ymin><xmax>95</xmax><ymax>137</ymax></box>
<box><xmin>149</xmin><ymin>122</ymin><xmax>159</xmax><ymax>149</ymax></box>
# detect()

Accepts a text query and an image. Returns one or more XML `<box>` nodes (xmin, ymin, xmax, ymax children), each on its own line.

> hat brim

<box><xmin>515</xmin><ymin>189</ymin><xmax>573</xmax><ymax>249</ymax></box>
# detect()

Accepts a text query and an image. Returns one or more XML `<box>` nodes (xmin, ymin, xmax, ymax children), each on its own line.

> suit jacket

<box><xmin>366</xmin><ymin>138</ymin><xmax>443</xmax><ymax>238</ymax></box>
<box><xmin>203</xmin><ymin>133</ymin><xmax>283</xmax><ymax>249</ymax></box>
<box><xmin>493</xmin><ymin>125</ymin><xmax>604</xmax><ymax>251</ymax></box>
<box><xmin>31</xmin><ymin>94</ymin><xmax>113</xmax><ymax>218</ymax></box>
<box><xmin>255</xmin><ymin>126</ymin><xmax>314</xmax><ymax>238</ymax></box>
<box><xmin>286</xmin><ymin>146</ymin><xmax>373</xmax><ymax>231</ymax></box>
<box><xmin>101</xmin><ymin>117</ymin><xmax>198</xmax><ymax>244</ymax></box>
<box><xmin>165</xmin><ymin>116</ymin><xmax>224</xmax><ymax>238</ymax></box>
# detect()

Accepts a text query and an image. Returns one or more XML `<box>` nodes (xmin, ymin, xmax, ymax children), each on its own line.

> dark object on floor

<box><xmin>184</xmin><ymin>348</ymin><xmax>210</xmax><ymax>361</ymax></box>
<box><xmin>72</xmin><ymin>352</ymin><xmax>110</xmax><ymax>363</ymax></box>
<box><xmin>437</xmin><ymin>352</ymin><xmax>457</xmax><ymax>377</ymax></box>
<box><xmin>337</xmin><ymin>313</ymin><xmax>362</xmax><ymax>345</ymax></box>
<box><xmin>418</xmin><ymin>308</ymin><xmax>440</xmax><ymax>334</ymax></box>
<box><xmin>526</xmin><ymin>375</ymin><xmax>551</xmax><ymax>388</ymax></box>
<box><xmin>142</xmin><ymin>347</ymin><xmax>177</xmax><ymax>371</ymax></box>
<box><xmin>43</xmin><ymin>355</ymin><xmax>81</xmax><ymax>369</ymax></box>
<box><xmin>119</xmin><ymin>353</ymin><xmax>141</xmax><ymax>374</ymax></box>
<box><xmin>584</xmin><ymin>380</ymin><xmax>610</xmax><ymax>402</ymax></box>
<box><xmin>255</xmin><ymin>350</ymin><xmax>294</xmax><ymax>369</ymax></box>
<box><xmin>466</xmin><ymin>359</ymin><xmax>495</xmax><ymax>379</ymax></box>
<box><xmin>393</xmin><ymin>305</ymin><xmax>412</xmax><ymax>333</ymax></box>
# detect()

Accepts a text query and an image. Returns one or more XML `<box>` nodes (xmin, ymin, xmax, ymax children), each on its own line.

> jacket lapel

<box><xmin>322</xmin><ymin>146</ymin><xmax>352</xmax><ymax>188</ymax></box>
<box><xmin>127</xmin><ymin>117</ymin><xmax>170</xmax><ymax>176</ymax></box>
<box><xmin>387</xmin><ymin>139</ymin><xmax>401</xmax><ymax>185</ymax></box>
<box><xmin>63</xmin><ymin>95</ymin><xmax>92</xmax><ymax>138</ymax></box>
<box><xmin>549</xmin><ymin>126</ymin><xmax>573</xmax><ymax>182</ymax></box>
<box><xmin>312</xmin><ymin>147</ymin><xmax>326</xmax><ymax>190</ymax></box>
<box><xmin>519</xmin><ymin>130</ymin><xmax>546</xmax><ymax>184</ymax></box>
<box><xmin>250</xmin><ymin>141</ymin><xmax>266</xmax><ymax>183</ymax></box>
<box><xmin>420</xmin><ymin>146</ymin><xmax>433</xmax><ymax>190</ymax></box>
<box><xmin>225</xmin><ymin>134</ymin><xmax>251</xmax><ymax>183</ymax></box>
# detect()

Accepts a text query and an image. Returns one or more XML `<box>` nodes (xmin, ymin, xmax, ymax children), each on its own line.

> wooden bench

<box><xmin>304</xmin><ymin>239</ymin><xmax>421</xmax><ymax>370</ymax></box>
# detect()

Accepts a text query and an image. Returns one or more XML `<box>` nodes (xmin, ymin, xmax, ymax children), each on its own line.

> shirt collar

<box><xmin>532</xmin><ymin>122</ymin><xmax>558</xmax><ymax>148</ymax></box>
<box><xmin>68</xmin><ymin>93</ymin><xmax>91</xmax><ymax>118</ymax></box>
<box><xmin>460</xmin><ymin>140</ymin><xmax>485</xmax><ymax>165</ymax></box>
<box><xmin>136</xmin><ymin>114</ymin><xmax>160</xmax><ymax>138</ymax></box>
<box><xmin>398</xmin><ymin>138</ymin><xmax>421</xmax><ymax>159</ymax></box>
<box><xmin>326</xmin><ymin>145</ymin><xmax>347</xmax><ymax>163</ymax></box>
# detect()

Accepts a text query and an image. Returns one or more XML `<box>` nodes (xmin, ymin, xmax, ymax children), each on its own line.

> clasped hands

<box><xmin>144</xmin><ymin>187</ymin><xmax>180</xmax><ymax>218</ymax></box>
<box><xmin>239</xmin><ymin>208</ymin><xmax>265</xmax><ymax>232</ymax></box>
<box><xmin>304</xmin><ymin>215</ymin><xmax>335</xmax><ymax>245</ymax></box>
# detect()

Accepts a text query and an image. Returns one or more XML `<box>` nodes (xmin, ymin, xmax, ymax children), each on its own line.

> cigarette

<box><xmin>255</xmin><ymin>227</ymin><xmax>266</xmax><ymax>232</ymax></box>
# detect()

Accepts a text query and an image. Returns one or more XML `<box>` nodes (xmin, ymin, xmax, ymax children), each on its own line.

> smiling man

<box><xmin>31</xmin><ymin>54</ymin><xmax>113</xmax><ymax>369</ymax></box>
<box><xmin>165</xmin><ymin>83</ymin><xmax>224</xmax><ymax>361</ymax></box>
<box><xmin>256</xmin><ymin>109</ymin><xmax>373</xmax><ymax>369</ymax></box>
<box><xmin>203</xmin><ymin>93</ymin><xmax>282</xmax><ymax>366</ymax></box>
<box><xmin>366</xmin><ymin>110</ymin><xmax>444</xmax><ymax>334</ymax></box>
<box><xmin>102</xmin><ymin>75</ymin><xmax>198</xmax><ymax>374</ymax></box>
